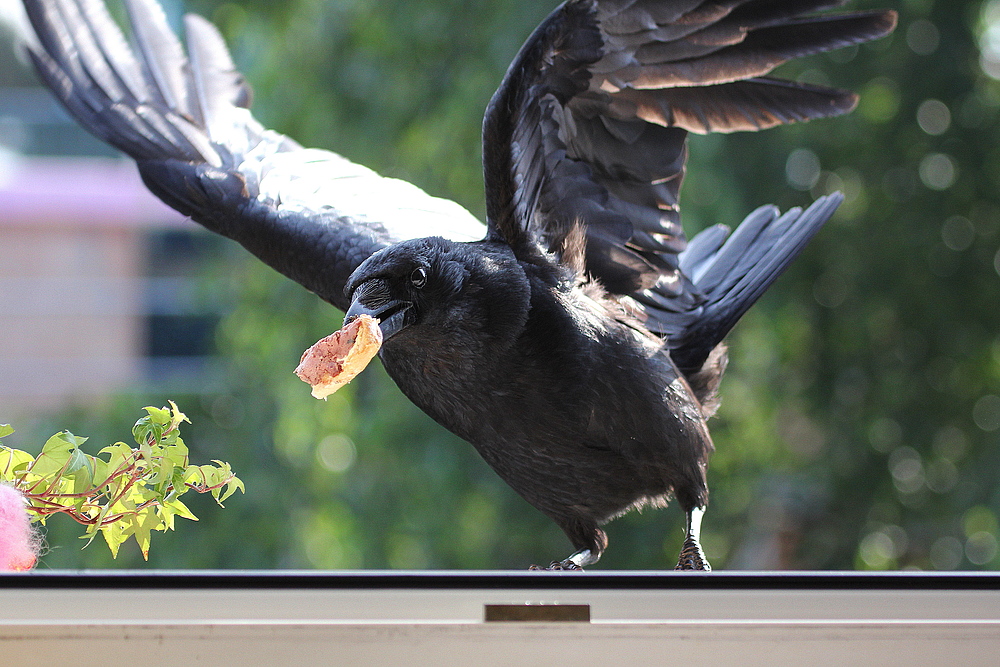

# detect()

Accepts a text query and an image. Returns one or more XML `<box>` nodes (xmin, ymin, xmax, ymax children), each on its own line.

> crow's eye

<box><xmin>410</xmin><ymin>267</ymin><xmax>428</xmax><ymax>289</ymax></box>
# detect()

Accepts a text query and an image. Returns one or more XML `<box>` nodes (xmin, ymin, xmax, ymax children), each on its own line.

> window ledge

<box><xmin>1</xmin><ymin>571</ymin><xmax>997</xmax><ymax>664</ymax></box>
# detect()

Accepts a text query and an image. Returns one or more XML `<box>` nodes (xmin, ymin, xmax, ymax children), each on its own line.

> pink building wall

<box><xmin>0</xmin><ymin>156</ymin><xmax>186</xmax><ymax>417</ymax></box>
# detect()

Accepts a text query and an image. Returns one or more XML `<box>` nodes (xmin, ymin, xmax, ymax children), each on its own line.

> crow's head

<box><xmin>344</xmin><ymin>237</ymin><xmax>530</xmax><ymax>347</ymax></box>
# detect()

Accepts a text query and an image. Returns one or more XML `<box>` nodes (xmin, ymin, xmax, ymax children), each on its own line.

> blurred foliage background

<box><xmin>5</xmin><ymin>0</ymin><xmax>1000</xmax><ymax>570</ymax></box>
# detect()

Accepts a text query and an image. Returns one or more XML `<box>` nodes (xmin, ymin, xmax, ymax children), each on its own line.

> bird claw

<box><xmin>528</xmin><ymin>559</ymin><xmax>584</xmax><ymax>571</ymax></box>
<box><xmin>674</xmin><ymin>537</ymin><xmax>712</xmax><ymax>571</ymax></box>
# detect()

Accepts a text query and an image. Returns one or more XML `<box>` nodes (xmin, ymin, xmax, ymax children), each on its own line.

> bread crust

<box><xmin>295</xmin><ymin>314</ymin><xmax>383</xmax><ymax>399</ymax></box>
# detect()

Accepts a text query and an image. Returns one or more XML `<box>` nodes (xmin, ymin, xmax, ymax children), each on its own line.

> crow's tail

<box><xmin>669</xmin><ymin>193</ymin><xmax>843</xmax><ymax>374</ymax></box>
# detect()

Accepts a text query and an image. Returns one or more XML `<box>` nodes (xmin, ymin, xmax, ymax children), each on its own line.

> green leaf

<box><xmin>163</xmin><ymin>440</ymin><xmax>189</xmax><ymax>467</ymax></box>
<box><xmin>101</xmin><ymin>519</ymin><xmax>127</xmax><ymax>558</ymax></box>
<box><xmin>183</xmin><ymin>465</ymin><xmax>209</xmax><ymax>487</ymax></box>
<box><xmin>158</xmin><ymin>498</ymin><xmax>199</xmax><ymax>531</ymax></box>
<box><xmin>38</xmin><ymin>431</ymin><xmax>78</xmax><ymax>457</ymax></box>
<box><xmin>0</xmin><ymin>425</ymin><xmax>13</xmax><ymax>439</ymax></box>
<box><xmin>218</xmin><ymin>476</ymin><xmax>245</xmax><ymax>504</ymax></box>
<box><xmin>64</xmin><ymin>447</ymin><xmax>90</xmax><ymax>475</ymax></box>
<box><xmin>129</xmin><ymin>509</ymin><xmax>164</xmax><ymax>560</ymax></box>
<box><xmin>69</xmin><ymin>452</ymin><xmax>96</xmax><ymax>496</ymax></box>
<box><xmin>30</xmin><ymin>432</ymin><xmax>86</xmax><ymax>478</ymax></box>
<box><xmin>99</xmin><ymin>442</ymin><xmax>135</xmax><ymax>478</ymax></box>
<box><xmin>144</xmin><ymin>406</ymin><xmax>172</xmax><ymax>426</ymax></box>
<box><xmin>5</xmin><ymin>402</ymin><xmax>241</xmax><ymax>561</ymax></box>
<box><xmin>167</xmin><ymin>401</ymin><xmax>190</xmax><ymax>428</ymax></box>
<box><xmin>154</xmin><ymin>455</ymin><xmax>174</xmax><ymax>491</ymax></box>
<box><xmin>132</xmin><ymin>412</ymin><xmax>165</xmax><ymax>450</ymax></box>
<box><xmin>0</xmin><ymin>446</ymin><xmax>34</xmax><ymax>481</ymax></box>
<box><xmin>90</xmin><ymin>456</ymin><xmax>109</xmax><ymax>489</ymax></box>
<box><xmin>45</xmin><ymin>430</ymin><xmax>87</xmax><ymax>451</ymax></box>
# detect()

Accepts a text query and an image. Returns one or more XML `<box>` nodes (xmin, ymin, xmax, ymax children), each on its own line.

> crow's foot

<box><xmin>528</xmin><ymin>547</ymin><xmax>596</xmax><ymax>570</ymax></box>
<box><xmin>528</xmin><ymin>559</ymin><xmax>584</xmax><ymax>571</ymax></box>
<box><xmin>674</xmin><ymin>536</ymin><xmax>711</xmax><ymax>571</ymax></box>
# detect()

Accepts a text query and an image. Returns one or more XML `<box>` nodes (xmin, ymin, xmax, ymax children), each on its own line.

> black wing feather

<box><xmin>483</xmin><ymin>0</ymin><xmax>894</xmax><ymax>371</ymax></box>
<box><xmin>670</xmin><ymin>194</ymin><xmax>842</xmax><ymax>370</ymax></box>
<box><xmin>23</xmin><ymin>0</ymin><xmax>485</xmax><ymax>312</ymax></box>
<box><xmin>613</xmin><ymin>77</ymin><xmax>858</xmax><ymax>134</ymax></box>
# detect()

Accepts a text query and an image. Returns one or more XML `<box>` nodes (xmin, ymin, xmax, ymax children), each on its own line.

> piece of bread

<box><xmin>294</xmin><ymin>314</ymin><xmax>383</xmax><ymax>399</ymax></box>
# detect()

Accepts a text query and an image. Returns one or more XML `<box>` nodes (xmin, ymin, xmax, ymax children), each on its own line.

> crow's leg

<box><xmin>529</xmin><ymin>522</ymin><xmax>606</xmax><ymax>571</ymax></box>
<box><xmin>675</xmin><ymin>505</ymin><xmax>711</xmax><ymax>571</ymax></box>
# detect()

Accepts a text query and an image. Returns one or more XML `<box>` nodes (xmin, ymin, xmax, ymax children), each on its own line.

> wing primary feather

<box><xmin>122</xmin><ymin>0</ymin><xmax>190</xmax><ymax>116</ymax></box>
<box><xmin>75</xmin><ymin>0</ymin><xmax>149</xmax><ymax>104</ymax></box>
<box><xmin>726</xmin><ymin>0</ymin><xmax>850</xmax><ymax>29</ymax></box>
<box><xmin>625</xmin><ymin>11</ymin><xmax>896</xmax><ymax>89</ymax></box>
<box><xmin>184</xmin><ymin>13</ymin><xmax>252</xmax><ymax>142</ymax></box>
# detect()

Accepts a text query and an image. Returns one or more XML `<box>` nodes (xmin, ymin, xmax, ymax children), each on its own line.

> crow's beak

<box><xmin>345</xmin><ymin>295</ymin><xmax>411</xmax><ymax>342</ymax></box>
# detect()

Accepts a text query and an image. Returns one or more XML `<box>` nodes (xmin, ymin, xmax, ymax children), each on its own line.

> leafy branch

<box><xmin>0</xmin><ymin>402</ymin><xmax>243</xmax><ymax>560</ymax></box>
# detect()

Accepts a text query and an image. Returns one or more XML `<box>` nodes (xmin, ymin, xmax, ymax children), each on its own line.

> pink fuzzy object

<box><xmin>0</xmin><ymin>484</ymin><xmax>38</xmax><ymax>571</ymax></box>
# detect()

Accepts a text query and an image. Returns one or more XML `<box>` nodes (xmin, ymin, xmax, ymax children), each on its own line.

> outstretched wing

<box><xmin>483</xmin><ymin>0</ymin><xmax>895</xmax><ymax>354</ymax></box>
<box><xmin>23</xmin><ymin>0</ymin><xmax>485</xmax><ymax>312</ymax></box>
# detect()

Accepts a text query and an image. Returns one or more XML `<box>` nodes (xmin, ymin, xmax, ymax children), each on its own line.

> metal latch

<box><xmin>484</xmin><ymin>604</ymin><xmax>591</xmax><ymax>622</ymax></box>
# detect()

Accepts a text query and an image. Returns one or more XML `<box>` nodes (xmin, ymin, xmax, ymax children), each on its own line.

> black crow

<box><xmin>22</xmin><ymin>0</ymin><xmax>895</xmax><ymax>570</ymax></box>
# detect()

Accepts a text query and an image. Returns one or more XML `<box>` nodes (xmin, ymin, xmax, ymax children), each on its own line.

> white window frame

<box><xmin>1</xmin><ymin>571</ymin><xmax>997</xmax><ymax>664</ymax></box>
